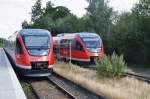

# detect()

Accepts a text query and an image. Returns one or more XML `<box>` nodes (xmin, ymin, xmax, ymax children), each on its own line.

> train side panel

<box><xmin>54</xmin><ymin>32</ymin><xmax>104</xmax><ymax>64</ymax></box>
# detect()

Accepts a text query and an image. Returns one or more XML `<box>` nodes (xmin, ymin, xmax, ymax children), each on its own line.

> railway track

<box><xmin>86</xmin><ymin>66</ymin><xmax>150</xmax><ymax>83</ymax></box>
<box><xmin>50</xmin><ymin>72</ymin><xmax>106</xmax><ymax>99</ymax></box>
<box><xmin>125</xmin><ymin>72</ymin><xmax>150</xmax><ymax>83</ymax></box>
<box><xmin>47</xmin><ymin>76</ymin><xmax>77</xmax><ymax>99</ymax></box>
<box><xmin>27</xmin><ymin>73</ymin><xmax>106</xmax><ymax>99</ymax></box>
<box><xmin>27</xmin><ymin>77</ymin><xmax>75</xmax><ymax>99</ymax></box>
<box><xmin>78</xmin><ymin>63</ymin><xmax>150</xmax><ymax>84</ymax></box>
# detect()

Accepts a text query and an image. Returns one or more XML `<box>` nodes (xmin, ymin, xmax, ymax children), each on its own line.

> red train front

<box><xmin>53</xmin><ymin>32</ymin><xmax>104</xmax><ymax>66</ymax></box>
<box><xmin>5</xmin><ymin>29</ymin><xmax>54</xmax><ymax>77</ymax></box>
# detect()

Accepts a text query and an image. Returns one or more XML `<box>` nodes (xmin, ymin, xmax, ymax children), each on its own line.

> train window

<box><xmin>60</xmin><ymin>39</ymin><xmax>66</xmax><ymax>45</ymax></box>
<box><xmin>60</xmin><ymin>39</ymin><xmax>69</xmax><ymax>49</ymax></box>
<box><xmin>75</xmin><ymin>41</ymin><xmax>83</xmax><ymax>51</ymax></box>
<box><xmin>60</xmin><ymin>39</ymin><xmax>77</xmax><ymax>50</ymax></box>
<box><xmin>70</xmin><ymin>40</ymin><xmax>75</xmax><ymax>49</ymax></box>
<box><xmin>60</xmin><ymin>40</ymin><xmax>63</xmax><ymax>44</ymax></box>
<box><xmin>16</xmin><ymin>38</ymin><xmax>23</xmax><ymax>54</ymax></box>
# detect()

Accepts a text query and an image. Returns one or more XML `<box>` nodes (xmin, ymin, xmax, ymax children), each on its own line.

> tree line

<box><xmin>22</xmin><ymin>0</ymin><xmax>150</xmax><ymax>65</ymax></box>
<box><xmin>0</xmin><ymin>37</ymin><xmax>6</xmax><ymax>47</ymax></box>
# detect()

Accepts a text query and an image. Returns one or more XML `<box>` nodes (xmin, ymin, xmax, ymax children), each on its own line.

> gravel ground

<box><xmin>48</xmin><ymin>74</ymin><xmax>105</xmax><ymax>99</ymax></box>
<box><xmin>29</xmin><ymin>78</ymin><xmax>70</xmax><ymax>99</ymax></box>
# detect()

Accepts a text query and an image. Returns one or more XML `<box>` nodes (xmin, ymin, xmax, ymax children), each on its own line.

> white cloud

<box><xmin>109</xmin><ymin>0</ymin><xmax>138</xmax><ymax>12</ymax></box>
<box><xmin>0</xmin><ymin>0</ymin><xmax>34</xmax><ymax>38</ymax></box>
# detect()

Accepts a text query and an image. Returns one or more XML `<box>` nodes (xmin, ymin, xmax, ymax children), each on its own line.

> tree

<box><xmin>53</xmin><ymin>6</ymin><xmax>71</xmax><ymax>20</ymax></box>
<box><xmin>112</xmin><ymin>12</ymin><xmax>139</xmax><ymax>62</ymax></box>
<box><xmin>0</xmin><ymin>37</ymin><xmax>6</xmax><ymax>47</ymax></box>
<box><xmin>133</xmin><ymin>0</ymin><xmax>150</xmax><ymax>17</ymax></box>
<box><xmin>131</xmin><ymin>0</ymin><xmax>150</xmax><ymax>64</ymax></box>
<box><xmin>86</xmin><ymin>0</ymin><xmax>113</xmax><ymax>35</ymax></box>
<box><xmin>31</xmin><ymin>0</ymin><xmax>43</xmax><ymax>23</ymax></box>
<box><xmin>44</xmin><ymin>1</ymin><xmax>54</xmax><ymax>15</ymax></box>
<box><xmin>22</xmin><ymin>20</ymin><xmax>29</xmax><ymax>28</ymax></box>
<box><xmin>86</xmin><ymin>0</ymin><xmax>114</xmax><ymax>55</ymax></box>
<box><xmin>111</xmin><ymin>0</ymin><xmax>150</xmax><ymax>64</ymax></box>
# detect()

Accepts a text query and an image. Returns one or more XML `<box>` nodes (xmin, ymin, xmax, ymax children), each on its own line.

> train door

<box><xmin>71</xmin><ymin>40</ymin><xmax>88</xmax><ymax>61</ymax></box>
<box><xmin>60</xmin><ymin>39</ymin><xmax>70</xmax><ymax>57</ymax></box>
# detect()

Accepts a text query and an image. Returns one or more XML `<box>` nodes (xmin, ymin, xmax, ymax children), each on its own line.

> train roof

<box><xmin>19</xmin><ymin>29</ymin><xmax>51</xmax><ymax>36</ymax></box>
<box><xmin>75</xmin><ymin>32</ymin><xmax>100</xmax><ymax>37</ymax></box>
<box><xmin>57</xmin><ymin>32</ymin><xmax>100</xmax><ymax>38</ymax></box>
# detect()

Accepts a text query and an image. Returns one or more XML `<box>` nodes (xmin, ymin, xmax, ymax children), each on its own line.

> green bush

<box><xmin>95</xmin><ymin>53</ymin><xmax>125</xmax><ymax>78</ymax></box>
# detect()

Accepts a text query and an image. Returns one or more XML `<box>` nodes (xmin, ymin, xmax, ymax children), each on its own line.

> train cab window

<box><xmin>75</xmin><ymin>41</ymin><xmax>83</xmax><ymax>51</ymax></box>
<box><xmin>16</xmin><ymin>38</ymin><xmax>23</xmax><ymax>54</ymax></box>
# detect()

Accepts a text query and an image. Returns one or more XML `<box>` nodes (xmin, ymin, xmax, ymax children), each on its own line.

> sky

<box><xmin>0</xmin><ymin>0</ymin><xmax>138</xmax><ymax>39</ymax></box>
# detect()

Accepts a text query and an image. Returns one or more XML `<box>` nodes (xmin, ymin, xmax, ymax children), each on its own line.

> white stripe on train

<box><xmin>64</xmin><ymin>57</ymin><xmax>90</xmax><ymax>62</ymax></box>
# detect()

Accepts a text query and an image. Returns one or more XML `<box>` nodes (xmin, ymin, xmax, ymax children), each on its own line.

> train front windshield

<box><xmin>82</xmin><ymin>37</ymin><xmax>101</xmax><ymax>48</ymax></box>
<box><xmin>24</xmin><ymin>35</ymin><xmax>50</xmax><ymax>56</ymax></box>
<box><xmin>82</xmin><ymin>37</ymin><xmax>101</xmax><ymax>52</ymax></box>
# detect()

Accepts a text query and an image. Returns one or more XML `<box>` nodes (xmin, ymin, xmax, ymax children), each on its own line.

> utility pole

<box><xmin>69</xmin><ymin>40</ymin><xmax>72</xmax><ymax>65</ymax></box>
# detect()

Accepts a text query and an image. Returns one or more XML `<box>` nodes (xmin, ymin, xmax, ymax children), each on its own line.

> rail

<box><xmin>125</xmin><ymin>72</ymin><xmax>150</xmax><ymax>83</ymax></box>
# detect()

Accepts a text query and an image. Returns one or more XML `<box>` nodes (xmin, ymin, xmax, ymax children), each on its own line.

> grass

<box><xmin>54</xmin><ymin>62</ymin><xmax>150</xmax><ymax>99</ymax></box>
<box><xmin>48</xmin><ymin>84</ymin><xmax>56</xmax><ymax>91</ymax></box>
<box><xmin>21</xmin><ymin>82</ymin><xmax>31</xmax><ymax>96</ymax></box>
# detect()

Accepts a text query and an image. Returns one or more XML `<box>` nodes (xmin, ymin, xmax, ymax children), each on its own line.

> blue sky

<box><xmin>0</xmin><ymin>0</ymin><xmax>138</xmax><ymax>38</ymax></box>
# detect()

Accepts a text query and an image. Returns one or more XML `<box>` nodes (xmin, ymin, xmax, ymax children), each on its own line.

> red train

<box><xmin>53</xmin><ymin>32</ymin><xmax>104</xmax><ymax>65</ymax></box>
<box><xmin>5</xmin><ymin>29</ymin><xmax>54</xmax><ymax>77</ymax></box>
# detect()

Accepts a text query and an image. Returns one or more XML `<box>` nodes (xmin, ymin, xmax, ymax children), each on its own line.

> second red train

<box><xmin>53</xmin><ymin>32</ymin><xmax>104</xmax><ymax>65</ymax></box>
